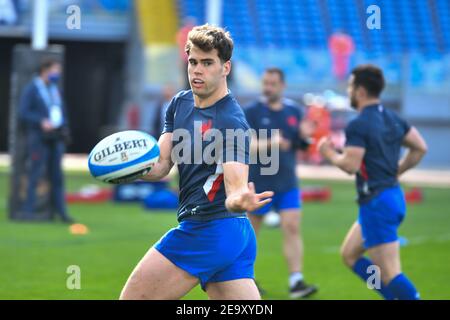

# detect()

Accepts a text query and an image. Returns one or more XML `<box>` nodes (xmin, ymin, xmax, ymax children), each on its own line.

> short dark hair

<box><xmin>185</xmin><ymin>24</ymin><xmax>234</xmax><ymax>63</ymax></box>
<box><xmin>351</xmin><ymin>64</ymin><xmax>385</xmax><ymax>98</ymax></box>
<box><xmin>38</xmin><ymin>58</ymin><xmax>60</xmax><ymax>75</ymax></box>
<box><xmin>265</xmin><ymin>67</ymin><xmax>285</xmax><ymax>83</ymax></box>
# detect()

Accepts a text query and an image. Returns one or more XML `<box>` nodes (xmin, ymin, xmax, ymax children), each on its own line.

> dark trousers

<box><xmin>23</xmin><ymin>136</ymin><xmax>68</xmax><ymax>219</ymax></box>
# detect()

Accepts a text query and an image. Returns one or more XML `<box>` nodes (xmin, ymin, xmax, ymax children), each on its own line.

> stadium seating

<box><xmin>176</xmin><ymin>0</ymin><xmax>450</xmax><ymax>55</ymax></box>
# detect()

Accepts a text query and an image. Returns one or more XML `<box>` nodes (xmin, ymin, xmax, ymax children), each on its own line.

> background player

<box><xmin>318</xmin><ymin>64</ymin><xmax>427</xmax><ymax>300</ymax></box>
<box><xmin>119</xmin><ymin>24</ymin><xmax>273</xmax><ymax>300</ymax></box>
<box><xmin>244</xmin><ymin>68</ymin><xmax>317</xmax><ymax>298</ymax></box>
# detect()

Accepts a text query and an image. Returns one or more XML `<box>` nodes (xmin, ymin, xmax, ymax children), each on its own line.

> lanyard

<box><xmin>34</xmin><ymin>77</ymin><xmax>61</xmax><ymax>109</ymax></box>
<box><xmin>34</xmin><ymin>77</ymin><xmax>64</xmax><ymax>127</ymax></box>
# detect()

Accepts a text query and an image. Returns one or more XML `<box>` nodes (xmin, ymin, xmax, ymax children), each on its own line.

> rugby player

<box><xmin>318</xmin><ymin>64</ymin><xmax>427</xmax><ymax>300</ymax></box>
<box><xmin>120</xmin><ymin>24</ymin><xmax>273</xmax><ymax>300</ymax></box>
<box><xmin>245</xmin><ymin>68</ymin><xmax>317</xmax><ymax>298</ymax></box>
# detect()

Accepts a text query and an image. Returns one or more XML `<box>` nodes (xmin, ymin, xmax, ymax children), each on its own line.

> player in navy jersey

<box><xmin>244</xmin><ymin>68</ymin><xmax>317</xmax><ymax>298</ymax></box>
<box><xmin>319</xmin><ymin>65</ymin><xmax>427</xmax><ymax>300</ymax></box>
<box><xmin>119</xmin><ymin>25</ymin><xmax>273</xmax><ymax>300</ymax></box>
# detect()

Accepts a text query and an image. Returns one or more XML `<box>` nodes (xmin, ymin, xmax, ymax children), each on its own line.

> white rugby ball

<box><xmin>263</xmin><ymin>211</ymin><xmax>280</xmax><ymax>228</ymax></box>
<box><xmin>88</xmin><ymin>130</ymin><xmax>159</xmax><ymax>184</ymax></box>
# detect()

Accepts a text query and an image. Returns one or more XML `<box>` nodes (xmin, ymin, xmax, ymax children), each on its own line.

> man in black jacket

<box><xmin>19</xmin><ymin>58</ymin><xmax>74</xmax><ymax>223</ymax></box>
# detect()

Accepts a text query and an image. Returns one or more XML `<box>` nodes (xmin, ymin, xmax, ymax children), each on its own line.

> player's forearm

<box><xmin>324</xmin><ymin>149</ymin><xmax>358</xmax><ymax>174</ymax></box>
<box><xmin>398</xmin><ymin>127</ymin><xmax>428</xmax><ymax>176</ymax></box>
<box><xmin>398</xmin><ymin>149</ymin><xmax>426</xmax><ymax>176</ymax></box>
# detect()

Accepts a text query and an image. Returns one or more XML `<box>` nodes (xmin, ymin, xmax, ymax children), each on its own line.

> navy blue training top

<box><xmin>244</xmin><ymin>98</ymin><xmax>305</xmax><ymax>194</ymax></box>
<box><xmin>345</xmin><ymin>104</ymin><xmax>411</xmax><ymax>204</ymax></box>
<box><xmin>162</xmin><ymin>90</ymin><xmax>251</xmax><ymax>222</ymax></box>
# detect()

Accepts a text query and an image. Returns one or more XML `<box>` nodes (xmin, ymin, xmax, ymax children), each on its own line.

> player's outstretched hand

<box><xmin>300</xmin><ymin>119</ymin><xmax>317</xmax><ymax>138</ymax></box>
<box><xmin>317</xmin><ymin>136</ymin><xmax>333</xmax><ymax>156</ymax></box>
<box><xmin>272</xmin><ymin>132</ymin><xmax>291</xmax><ymax>151</ymax></box>
<box><xmin>239</xmin><ymin>182</ymin><xmax>274</xmax><ymax>213</ymax></box>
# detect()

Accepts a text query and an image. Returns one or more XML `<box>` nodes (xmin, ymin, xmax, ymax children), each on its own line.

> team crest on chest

<box><xmin>200</xmin><ymin>120</ymin><xmax>213</xmax><ymax>139</ymax></box>
<box><xmin>287</xmin><ymin>116</ymin><xmax>298</xmax><ymax>127</ymax></box>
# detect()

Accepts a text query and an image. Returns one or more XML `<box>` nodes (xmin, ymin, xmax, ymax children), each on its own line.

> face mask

<box><xmin>48</xmin><ymin>72</ymin><xmax>60</xmax><ymax>83</ymax></box>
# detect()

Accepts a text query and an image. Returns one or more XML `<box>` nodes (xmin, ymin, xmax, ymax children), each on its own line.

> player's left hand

<box><xmin>239</xmin><ymin>182</ymin><xmax>274</xmax><ymax>213</ymax></box>
<box><xmin>300</xmin><ymin>119</ymin><xmax>316</xmax><ymax>138</ymax></box>
<box><xmin>318</xmin><ymin>136</ymin><xmax>333</xmax><ymax>156</ymax></box>
<box><xmin>272</xmin><ymin>132</ymin><xmax>291</xmax><ymax>151</ymax></box>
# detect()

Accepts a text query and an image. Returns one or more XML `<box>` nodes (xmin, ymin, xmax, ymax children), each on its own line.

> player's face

<box><xmin>187</xmin><ymin>46</ymin><xmax>230</xmax><ymax>99</ymax></box>
<box><xmin>347</xmin><ymin>74</ymin><xmax>359</xmax><ymax>109</ymax></box>
<box><xmin>262</xmin><ymin>72</ymin><xmax>284</xmax><ymax>103</ymax></box>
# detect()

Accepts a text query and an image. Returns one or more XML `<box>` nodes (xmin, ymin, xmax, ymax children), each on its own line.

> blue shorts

<box><xmin>250</xmin><ymin>188</ymin><xmax>301</xmax><ymax>215</ymax></box>
<box><xmin>358</xmin><ymin>186</ymin><xmax>406</xmax><ymax>249</ymax></box>
<box><xmin>154</xmin><ymin>216</ymin><xmax>256</xmax><ymax>291</ymax></box>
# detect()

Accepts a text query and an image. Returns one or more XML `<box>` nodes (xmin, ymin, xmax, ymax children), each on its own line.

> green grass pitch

<box><xmin>0</xmin><ymin>170</ymin><xmax>449</xmax><ymax>300</ymax></box>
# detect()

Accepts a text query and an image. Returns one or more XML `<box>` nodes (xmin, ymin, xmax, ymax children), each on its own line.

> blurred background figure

<box><xmin>303</xmin><ymin>103</ymin><xmax>332</xmax><ymax>165</ymax></box>
<box><xmin>18</xmin><ymin>58</ymin><xmax>73</xmax><ymax>223</ymax></box>
<box><xmin>244</xmin><ymin>68</ymin><xmax>317</xmax><ymax>298</ymax></box>
<box><xmin>176</xmin><ymin>16</ymin><xmax>196</xmax><ymax>89</ymax></box>
<box><xmin>152</xmin><ymin>83</ymin><xmax>177</xmax><ymax>138</ymax></box>
<box><xmin>124</xmin><ymin>101</ymin><xmax>140</xmax><ymax>130</ymax></box>
<box><xmin>328</xmin><ymin>32</ymin><xmax>355</xmax><ymax>80</ymax></box>
<box><xmin>318</xmin><ymin>64</ymin><xmax>427</xmax><ymax>300</ymax></box>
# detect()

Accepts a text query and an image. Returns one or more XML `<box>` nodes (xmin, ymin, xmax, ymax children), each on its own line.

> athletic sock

<box><xmin>352</xmin><ymin>257</ymin><xmax>395</xmax><ymax>300</ymax></box>
<box><xmin>387</xmin><ymin>273</ymin><xmax>420</xmax><ymax>300</ymax></box>
<box><xmin>289</xmin><ymin>272</ymin><xmax>304</xmax><ymax>288</ymax></box>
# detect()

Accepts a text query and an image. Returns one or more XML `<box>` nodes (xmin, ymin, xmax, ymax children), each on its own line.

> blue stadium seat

<box><xmin>176</xmin><ymin>0</ymin><xmax>449</xmax><ymax>53</ymax></box>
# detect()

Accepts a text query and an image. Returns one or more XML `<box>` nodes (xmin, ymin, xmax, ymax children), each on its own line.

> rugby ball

<box><xmin>263</xmin><ymin>211</ymin><xmax>280</xmax><ymax>228</ymax></box>
<box><xmin>88</xmin><ymin>130</ymin><xmax>159</xmax><ymax>184</ymax></box>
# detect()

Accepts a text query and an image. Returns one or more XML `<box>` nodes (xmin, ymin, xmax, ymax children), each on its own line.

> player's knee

<box><xmin>340</xmin><ymin>246</ymin><xmax>358</xmax><ymax>268</ymax></box>
<box><xmin>282</xmin><ymin>220</ymin><xmax>299</xmax><ymax>237</ymax></box>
